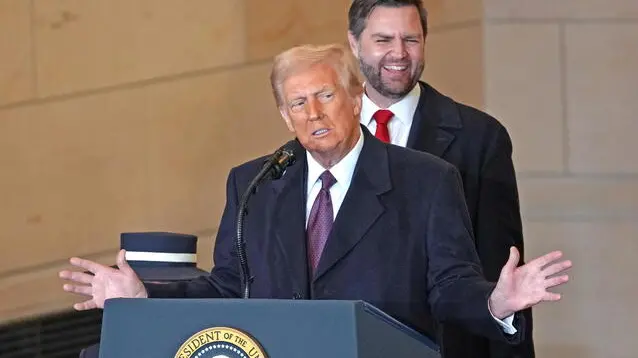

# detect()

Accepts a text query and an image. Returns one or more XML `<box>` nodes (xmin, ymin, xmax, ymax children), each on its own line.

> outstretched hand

<box><xmin>59</xmin><ymin>249</ymin><xmax>148</xmax><ymax>310</ymax></box>
<box><xmin>489</xmin><ymin>247</ymin><xmax>572</xmax><ymax>319</ymax></box>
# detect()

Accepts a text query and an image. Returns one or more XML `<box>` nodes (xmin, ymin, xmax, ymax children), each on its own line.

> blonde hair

<box><xmin>270</xmin><ymin>43</ymin><xmax>363</xmax><ymax>108</ymax></box>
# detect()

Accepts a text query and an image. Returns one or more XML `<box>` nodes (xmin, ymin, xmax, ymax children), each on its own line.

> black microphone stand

<box><xmin>235</xmin><ymin>146</ymin><xmax>296</xmax><ymax>299</ymax></box>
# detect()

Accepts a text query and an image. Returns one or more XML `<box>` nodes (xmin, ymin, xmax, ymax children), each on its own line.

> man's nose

<box><xmin>307</xmin><ymin>98</ymin><xmax>323</xmax><ymax>120</ymax></box>
<box><xmin>390</xmin><ymin>40</ymin><xmax>407</xmax><ymax>59</ymax></box>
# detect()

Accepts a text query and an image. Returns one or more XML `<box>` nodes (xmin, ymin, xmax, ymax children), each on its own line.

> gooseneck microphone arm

<box><xmin>235</xmin><ymin>142</ymin><xmax>296</xmax><ymax>299</ymax></box>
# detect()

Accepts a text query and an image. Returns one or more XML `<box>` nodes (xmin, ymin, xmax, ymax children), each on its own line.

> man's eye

<box><xmin>290</xmin><ymin>101</ymin><xmax>305</xmax><ymax>111</ymax></box>
<box><xmin>319</xmin><ymin>93</ymin><xmax>334</xmax><ymax>102</ymax></box>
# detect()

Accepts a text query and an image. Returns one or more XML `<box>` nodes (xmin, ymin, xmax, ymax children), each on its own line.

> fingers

<box><xmin>543</xmin><ymin>260</ymin><xmax>573</xmax><ymax>277</ymax></box>
<box><xmin>73</xmin><ymin>299</ymin><xmax>98</xmax><ymax>311</ymax></box>
<box><xmin>63</xmin><ymin>283</ymin><xmax>93</xmax><ymax>296</ymax></box>
<box><xmin>535</xmin><ymin>275</ymin><xmax>568</xmax><ymax>305</ymax></box>
<box><xmin>505</xmin><ymin>247</ymin><xmax>520</xmax><ymax>269</ymax></box>
<box><xmin>59</xmin><ymin>270</ymin><xmax>94</xmax><ymax>285</ymax></box>
<box><xmin>543</xmin><ymin>292</ymin><xmax>562</xmax><ymax>302</ymax></box>
<box><xmin>69</xmin><ymin>257</ymin><xmax>109</xmax><ymax>274</ymax></box>
<box><xmin>116</xmin><ymin>249</ymin><xmax>135</xmax><ymax>276</ymax></box>
<box><xmin>499</xmin><ymin>247</ymin><xmax>520</xmax><ymax>278</ymax></box>
<box><xmin>545</xmin><ymin>274</ymin><xmax>569</xmax><ymax>289</ymax></box>
<box><xmin>529</xmin><ymin>250</ymin><xmax>563</xmax><ymax>269</ymax></box>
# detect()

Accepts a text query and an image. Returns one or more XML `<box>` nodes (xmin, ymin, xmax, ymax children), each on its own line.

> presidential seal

<box><xmin>174</xmin><ymin>327</ymin><xmax>267</xmax><ymax>358</ymax></box>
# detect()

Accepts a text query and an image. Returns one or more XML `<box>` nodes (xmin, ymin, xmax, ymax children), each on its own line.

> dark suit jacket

<box><xmin>406</xmin><ymin>82</ymin><xmax>533</xmax><ymax>358</ymax></box>
<box><xmin>146</xmin><ymin>127</ymin><xmax>524</xmax><ymax>344</ymax></box>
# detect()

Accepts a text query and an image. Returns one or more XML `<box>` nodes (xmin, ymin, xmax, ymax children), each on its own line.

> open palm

<box><xmin>489</xmin><ymin>247</ymin><xmax>572</xmax><ymax>319</ymax></box>
<box><xmin>59</xmin><ymin>249</ymin><xmax>147</xmax><ymax>310</ymax></box>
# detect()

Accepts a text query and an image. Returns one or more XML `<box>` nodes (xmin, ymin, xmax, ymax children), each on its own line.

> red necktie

<box><xmin>373</xmin><ymin>109</ymin><xmax>394</xmax><ymax>143</ymax></box>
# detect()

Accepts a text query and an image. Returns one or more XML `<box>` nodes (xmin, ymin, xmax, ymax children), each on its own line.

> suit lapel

<box><xmin>313</xmin><ymin>129</ymin><xmax>392</xmax><ymax>281</ymax></box>
<box><xmin>406</xmin><ymin>82</ymin><xmax>462</xmax><ymax>158</ymax></box>
<box><xmin>272</xmin><ymin>140</ymin><xmax>310</xmax><ymax>296</ymax></box>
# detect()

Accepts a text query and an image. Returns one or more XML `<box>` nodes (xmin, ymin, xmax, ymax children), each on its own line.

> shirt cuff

<box><xmin>488</xmin><ymin>302</ymin><xmax>517</xmax><ymax>335</ymax></box>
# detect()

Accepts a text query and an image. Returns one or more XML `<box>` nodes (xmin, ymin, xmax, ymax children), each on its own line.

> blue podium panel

<box><xmin>99</xmin><ymin>298</ymin><xmax>440</xmax><ymax>358</ymax></box>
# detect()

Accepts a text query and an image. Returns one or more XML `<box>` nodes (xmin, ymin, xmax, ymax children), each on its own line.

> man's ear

<box><xmin>280</xmin><ymin>107</ymin><xmax>295</xmax><ymax>133</ymax></box>
<box><xmin>352</xmin><ymin>91</ymin><xmax>363</xmax><ymax>118</ymax></box>
<box><xmin>347</xmin><ymin>31</ymin><xmax>360</xmax><ymax>59</ymax></box>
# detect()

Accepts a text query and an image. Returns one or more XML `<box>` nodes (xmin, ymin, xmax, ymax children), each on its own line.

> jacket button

<box><xmin>292</xmin><ymin>293</ymin><xmax>302</xmax><ymax>299</ymax></box>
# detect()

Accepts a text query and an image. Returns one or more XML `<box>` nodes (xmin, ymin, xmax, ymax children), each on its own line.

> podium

<box><xmin>99</xmin><ymin>298</ymin><xmax>440</xmax><ymax>358</ymax></box>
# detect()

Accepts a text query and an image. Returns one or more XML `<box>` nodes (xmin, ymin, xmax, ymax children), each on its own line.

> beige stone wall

<box><xmin>2</xmin><ymin>1</ymin><xmax>637</xmax><ymax>357</ymax></box>
<box><xmin>0</xmin><ymin>0</ymin><xmax>351</xmax><ymax>323</ymax></box>
<box><xmin>425</xmin><ymin>1</ymin><xmax>638</xmax><ymax>357</ymax></box>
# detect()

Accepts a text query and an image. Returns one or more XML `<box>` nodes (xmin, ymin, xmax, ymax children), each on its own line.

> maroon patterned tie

<box><xmin>307</xmin><ymin>170</ymin><xmax>337</xmax><ymax>275</ymax></box>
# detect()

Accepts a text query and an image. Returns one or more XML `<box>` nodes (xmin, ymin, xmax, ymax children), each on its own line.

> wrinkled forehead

<box><xmin>363</xmin><ymin>5</ymin><xmax>424</xmax><ymax>37</ymax></box>
<box><xmin>281</xmin><ymin>63</ymin><xmax>341</xmax><ymax>99</ymax></box>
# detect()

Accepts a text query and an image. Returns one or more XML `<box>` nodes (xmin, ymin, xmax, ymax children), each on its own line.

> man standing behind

<box><xmin>347</xmin><ymin>1</ymin><xmax>534</xmax><ymax>357</ymax></box>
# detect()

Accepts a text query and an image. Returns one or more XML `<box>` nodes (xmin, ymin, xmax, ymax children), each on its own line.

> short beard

<box><xmin>359</xmin><ymin>57</ymin><xmax>423</xmax><ymax>100</ymax></box>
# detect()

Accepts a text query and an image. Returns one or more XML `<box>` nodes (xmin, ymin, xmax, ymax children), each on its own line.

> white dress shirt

<box><xmin>360</xmin><ymin>83</ymin><xmax>421</xmax><ymax>146</ymax></box>
<box><xmin>305</xmin><ymin>128</ymin><xmax>365</xmax><ymax>225</ymax></box>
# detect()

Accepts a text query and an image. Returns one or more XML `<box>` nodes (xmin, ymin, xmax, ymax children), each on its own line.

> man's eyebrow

<box><xmin>287</xmin><ymin>94</ymin><xmax>306</xmax><ymax>103</ymax></box>
<box><xmin>314</xmin><ymin>86</ymin><xmax>333</xmax><ymax>94</ymax></box>
<box><xmin>371</xmin><ymin>33</ymin><xmax>394</xmax><ymax>38</ymax></box>
<box><xmin>287</xmin><ymin>85</ymin><xmax>333</xmax><ymax>102</ymax></box>
<box><xmin>371</xmin><ymin>32</ymin><xmax>421</xmax><ymax>39</ymax></box>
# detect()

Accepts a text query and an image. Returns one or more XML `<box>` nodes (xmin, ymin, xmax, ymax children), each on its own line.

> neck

<box><xmin>313</xmin><ymin>155</ymin><xmax>341</xmax><ymax>169</ymax></box>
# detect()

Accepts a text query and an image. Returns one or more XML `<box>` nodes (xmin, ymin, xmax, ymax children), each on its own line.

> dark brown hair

<box><xmin>348</xmin><ymin>0</ymin><xmax>428</xmax><ymax>39</ymax></box>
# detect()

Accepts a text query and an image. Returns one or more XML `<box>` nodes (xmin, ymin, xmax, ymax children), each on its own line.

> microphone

<box><xmin>260</xmin><ymin>143</ymin><xmax>297</xmax><ymax>181</ymax></box>
<box><xmin>235</xmin><ymin>140</ymin><xmax>298</xmax><ymax>299</ymax></box>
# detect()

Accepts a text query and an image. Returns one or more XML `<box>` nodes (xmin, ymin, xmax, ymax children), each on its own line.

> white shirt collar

<box><xmin>306</xmin><ymin>127</ymin><xmax>365</xmax><ymax>192</ymax></box>
<box><xmin>360</xmin><ymin>83</ymin><xmax>421</xmax><ymax>128</ymax></box>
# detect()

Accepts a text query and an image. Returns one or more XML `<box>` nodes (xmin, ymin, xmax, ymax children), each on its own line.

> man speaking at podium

<box><xmin>60</xmin><ymin>43</ymin><xmax>571</xmax><ymax>345</ymax></box>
